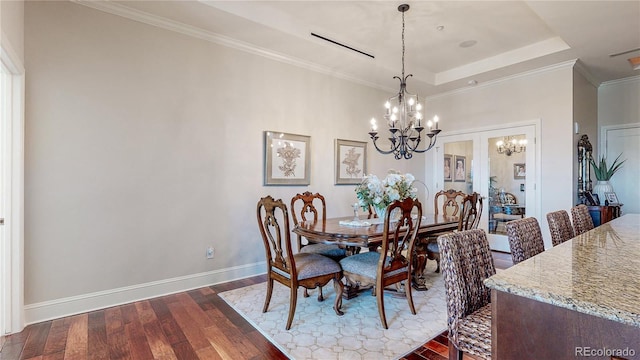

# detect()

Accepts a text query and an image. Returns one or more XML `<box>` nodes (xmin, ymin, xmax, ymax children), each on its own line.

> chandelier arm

<box><xmin>370</xmin><ymin>135</ymin><xmax>401</xmax><ymax>156</ymax></box>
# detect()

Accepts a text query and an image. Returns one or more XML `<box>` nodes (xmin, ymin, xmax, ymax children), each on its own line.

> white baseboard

<box><xmin>24</xmin><ymin>262</ymin><xmax>266</xmax><ymax>325</ymax></box>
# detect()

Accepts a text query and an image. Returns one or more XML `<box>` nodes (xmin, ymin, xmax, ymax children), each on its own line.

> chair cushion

<box><xmin>456</xmin><ymin>304</ymin><xmax>492</xmax><ymax>359</ymax></box>
<box><xmin>339</xmin><ymin>252</ymin><xmax>380</xmax><ymax>279</ymax></box>
<box><xmin>300</xmin><ymin>243</ymin><xmax>347</xmax><ymax>259</ymax></box>
<box><xmin>292</xmin><ymin>253</ymin><xmax>342</xmax><ymax>280</ymax></box>
<box><xmin>426</xmin><ymin>242</ymin><xmax>440</xmax><ymax>254</ymax></box>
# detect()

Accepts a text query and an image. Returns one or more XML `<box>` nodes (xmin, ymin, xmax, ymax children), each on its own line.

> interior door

<box><xmin>602</xmin><ymin>124</ymin><xmax>640</xmax><ymax>214</ymax></box>
<box><xmin>432</xmin><ymin>124</ymin><xmax>537</xmax><ymax>252</ymax></box>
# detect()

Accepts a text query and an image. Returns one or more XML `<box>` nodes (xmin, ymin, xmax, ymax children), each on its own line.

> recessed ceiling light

<box><xmin>459</xmin><ymin>40</ymin><xmax>477</xmax><ymax>48</ymax></box>
<box><xmin>468</xmin><ymin>80</ymin><xmax>478</xmax><ymax>86</ymax></box>
<box><xmin>436</xmin><ymin>25</ymin><xmax>444</xmax><ymax>31</ymax></box>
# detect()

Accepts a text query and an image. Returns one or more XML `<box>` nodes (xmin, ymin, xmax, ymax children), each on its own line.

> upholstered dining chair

<box><xmin>546</xmin><ymin>210</ymin><xmax>575</xmax><ymax>246</ymax></box>
<box><xmin>571</xmin><ymin>204</ymin><xmax>595</xmax><ymax>235</ymax></box>
<box><xmin>426</xmin><ymin>192</ymin><xmax>482</xmax><ymax>272</ymax></box>
<box><xmin>339</xmin><ymin>197</ymin><xmax>422</xmax><ymax>329</ymax></box>
<box><xmin>290</xmin><ymin>192</ymin><xmax>347</xmax><ymax>260</ymax></box>
<box><xmin>291</xmin><ymin>191</ymin><xmax>347</xmax><ymax>299</ymax></box>
<box><xmin>257</xmin><ymin>195</ymin><xmax>344</xmax><ymax>330</ymax></box>
<box><xmin>505</xmin><ymin>217</ymin><xmax>545</xmax><ymax>264</ymax></box>
<box><xmin>438</xmin><ymin>229</ymin><xmax>495</xmax><ymax>360</ymax></box>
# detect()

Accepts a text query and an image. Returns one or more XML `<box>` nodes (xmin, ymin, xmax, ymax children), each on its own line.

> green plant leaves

<box><xmin>589</xmin><ymin>153</ymin><xmax>626</xmax><ymax>181</ymax></box>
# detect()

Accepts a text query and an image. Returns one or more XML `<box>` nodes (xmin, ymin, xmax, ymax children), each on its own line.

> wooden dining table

<box><xmin>293</xmin><ymin>214</ymin><xmax>459</xmax><ymax>297</ymax></box>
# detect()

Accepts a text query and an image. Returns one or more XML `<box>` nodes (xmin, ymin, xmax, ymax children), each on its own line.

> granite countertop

<box><xmin>485</xmin><ymin>213</ymin><xmax>640</xmax><ymax>327</ymax></box>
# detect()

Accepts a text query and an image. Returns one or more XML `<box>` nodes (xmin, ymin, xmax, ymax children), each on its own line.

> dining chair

<box><xmin>505</xmin><ymin>217</ymin><xmax>545</xmax><ymax>264</ymax></box>
<box><xmin>291</xmin><ymin>191</ymin><xmax>348</xmax><ymax>299</ymax></box>
<box><xmin>257</xmin><ymin>195</ymin><xmax>344</xmax><ymax>330</ymax></box>
<box><xmin>290</xmin><ymin>192</ymin><xmax>347</xmax><ymax>260</ymax></box>
<box><xmin>339</xmin><ymin>197</ymin><xmax>422</xmax><ymax>329</ymax></box>
<box><xmin>571</xmin><ymin>204</ymin><xmax>595</xmax><ymax>235</ymax></box>
<box><xmin>426</xmin><ymin>192</ymin><xmax>481</xmax><ymax>273</ymax></box>
<box><xmin>438</xmin><ymin>229</ymin><xmax>495</xmax><ymax>360</ymax></box>
<box><xmin>546</xmin><ymin>210</ymin><xmax>575</xmax><ymax>246</ymax></box>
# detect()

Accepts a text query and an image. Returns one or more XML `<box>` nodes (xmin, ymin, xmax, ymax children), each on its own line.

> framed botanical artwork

<box><xmin>514</xmin><ymin>163</ymin><xmax>526</xmax><ymax>179</ymax></box>
<box><xmin>263</xmin><ymin>131</ymin><xmax>310</xmax><ymax>185</ymax></box>
<box><xmin>335</xmin><ymin>139</ymin><xmax>367</xmax><ymax>185</ymax></box>
<box><xmin>605</xmin><ymin>191</ymin><xmax>620</xmax><ymax>205</ymax></box>
<box><xmin>443</xmin><ymin>154</ymin><xmax>453</xmax><ymax>182</ymax></box>
<box><xmin>454</xmin><ymin>155</ymin><xmax>466</xmax><ymax>182</ymax></box>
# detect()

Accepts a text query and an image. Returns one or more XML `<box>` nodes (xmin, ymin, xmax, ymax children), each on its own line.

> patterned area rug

<box><xmin>218</xmin><ymin>261</ymin><xmax>446</xmax><ymax>360</ymax></box>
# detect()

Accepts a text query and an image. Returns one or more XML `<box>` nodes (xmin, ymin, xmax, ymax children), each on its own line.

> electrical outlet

<box><xmin>206</xmin><ymin>246</ymin><xmax>214</xmax><ymax>259</ymax></box>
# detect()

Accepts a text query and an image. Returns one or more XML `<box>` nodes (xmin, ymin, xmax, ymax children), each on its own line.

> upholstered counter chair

<box><xmin>505</xmin><ymin>217</ymin><xmax>545</xmax><ymax>264</ymax></box>
<box><xmin>438</xmin><ymin>229</ymin><xmax>495</xmax><ymax>360</ymax></box>
<box><xmin>546</xmin><ymin>210</ymin><xmax>575</xmax><ymax>246</ymax></box>
<box><xmin>257</xmin><ymin>195</ymin><xmax>344</xmax><ymax>330</ymax></box>
<box><xmin>571</xmin><ymin>204</ymin><xmax>595</xmax><ymax>235</ymax></box>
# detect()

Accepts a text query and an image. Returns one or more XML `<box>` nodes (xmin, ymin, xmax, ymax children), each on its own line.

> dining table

<box><xmin>484</xmin><ymin>213</ymin><xmax>640</xmax><ymax>359</ymax></box>
<box><xmin>293</xmin><ymin>214</ymin><xmax>459</xmax><ymax>298</ymax></box>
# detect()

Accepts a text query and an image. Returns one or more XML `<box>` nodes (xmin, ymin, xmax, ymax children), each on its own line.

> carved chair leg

<box><xmin>317</xmin><ymin>286</ymin><xmax>324</xmax><ymax>302</ymax></box>
<box><xmin>286</xmin><ymin>286</ymin><xmax>298</xmax><ymax>330</ymax></box>
<box><xmin>263</xmin><ymin>278</ymin><xmax>274</xmax><ymax>313</ymax></box>
<box><xmin>333</xmin><ymin>277</ymin><xmax>344</xmax><ymax>316</ymax></box>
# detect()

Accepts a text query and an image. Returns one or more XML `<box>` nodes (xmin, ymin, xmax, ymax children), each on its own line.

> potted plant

<box><xmin>589</xmin><ymin>153</ymin><xmax>625</xmax><ymax>203</ymax></box>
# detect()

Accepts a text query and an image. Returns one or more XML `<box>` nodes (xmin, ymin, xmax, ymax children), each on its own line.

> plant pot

<box><xmin>592</xmin><ymin>181</ymin><xmax>614</xmax><ymax>205</ymax></box>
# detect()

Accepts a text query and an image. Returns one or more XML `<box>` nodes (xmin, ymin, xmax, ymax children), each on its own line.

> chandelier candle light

<box><xmin>496</xmin><ymin>136</ymin><xmax>527</xmax><ymax>156</ymax></box>
<box><xmin>368</xmin><ymin>4</ymin><xmax>441</xmax><ymax>160</ymax></box>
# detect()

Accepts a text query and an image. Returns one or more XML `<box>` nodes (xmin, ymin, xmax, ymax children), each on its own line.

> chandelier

<box><xmin>496</xmin><ymin>136</ymin><xmax>527</xmax><ymax>156</ymax></box>
<box><xmin>368</xmin><ymin>4</ymin><xmax>441</xmax><ymax>160</ymax></box>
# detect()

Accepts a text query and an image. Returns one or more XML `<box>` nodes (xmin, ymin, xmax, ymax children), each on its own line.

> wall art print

<box><xmin>335</xmin><ymin>139</ymin><xmax>367</xmax><ymax>185</ymax></box>
<box><xmin>264</xmin><ymin>131</ymin><xmax>310</xmax><ymax>185</ymax></box>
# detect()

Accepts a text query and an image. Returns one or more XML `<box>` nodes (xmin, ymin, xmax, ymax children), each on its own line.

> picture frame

<box><xmin>604</xmin><ymin>191</ymin><xmax>620</xmax><ymax>205</ymax></box>
<box><xmin>443</xmin><ymin>154</ymin><xmax>453</xmax><ymax>182</ymax></box>
<box><xmin>584</xmin><ymin>192</ymin><xmax>599</xmax><ymax>206</ymax></box>
<box><xmin>514</xmin><ymin>163</ymin><xmax>526</xmax><ymax>179</ymax></box>
<box><xmin>263</xmin><ymin>131</ymin><xmax>310</xmax><ymax>186</ymax></box>
<box><xmin>335</xmin><ymin>139</ymin><xmax>367</xmax><ymax>185</ymax></box>
<box><xmin>454</xmin><ymin>155</ymin><xmax>466</xmax><ymax>182</ymax></box>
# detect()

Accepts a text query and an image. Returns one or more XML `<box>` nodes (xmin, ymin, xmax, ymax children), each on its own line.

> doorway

<box><xmin>1</xmin><ymin>44</ymin><xmax>25</xmax><ymax>335</ymax></box>
<box><xmin>431</xmin><ymin>124</ymin><xmax>537</xmax><ymax>252</ymax></box>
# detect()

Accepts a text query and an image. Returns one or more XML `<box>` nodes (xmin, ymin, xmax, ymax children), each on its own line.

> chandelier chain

<box><xmin>367</xmin><ymin>4</ymin><xmax>441</xmax><ymax>160</ymax></box>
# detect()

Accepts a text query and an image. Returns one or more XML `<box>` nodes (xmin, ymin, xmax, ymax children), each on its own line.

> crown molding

<box><xmin>600</xmin><ymin>75</ymin><xmax>640</xmax><ymax>88</ymax></box>
<box><xmin>426</xmin><ymin>60</ymin><xmax>578</xmax><ymax>101</ymax></box>
<box><xmin>71</xmin><ymin>0</ymin><xmax>393</xmax><ymax>93</ymax></box>
<box><xmin>573</xmin><ymin>59</ymin><xmax>601</xmax><ymax>88</ymax></box>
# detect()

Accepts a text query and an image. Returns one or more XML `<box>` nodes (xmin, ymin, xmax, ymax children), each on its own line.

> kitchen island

<box><xmin>485</xmin><ymin>214</ymin><xmax>640</xmax><ymax>359</ymax></box>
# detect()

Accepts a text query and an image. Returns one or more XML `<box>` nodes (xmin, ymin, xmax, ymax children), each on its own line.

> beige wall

<box><xmin>423</xmin><ymin>64</ymin><xmax>575</xmax><ymax>236</ymax></box>
<box><xmin>24</xmin><ymin>1</ymin><xmax>421</xmax><ymax>316</ymax></box>
<box><xmin>1</xmin><ymin>0</ymin><xmax>24</xmax><ymax>63</ymax></box>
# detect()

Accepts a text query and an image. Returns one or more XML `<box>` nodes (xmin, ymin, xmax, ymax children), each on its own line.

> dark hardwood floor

<box><xmin>0</xmin><ymin>251</ymin><xmax>513</xmax><ymax>360</ymax></box>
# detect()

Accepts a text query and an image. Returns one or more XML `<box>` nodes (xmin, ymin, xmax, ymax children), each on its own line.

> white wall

<box><xmin>23</xmin><ymin>1</ymin><xmax>423</xmax><ymax>322</ymax></box>
<box><xmin>598</xmin><ymin>76</ymin><xmax>640</xmax><ymax>213</ymax></box>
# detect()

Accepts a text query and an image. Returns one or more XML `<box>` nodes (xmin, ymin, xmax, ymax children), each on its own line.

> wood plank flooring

<box><xmin>1</xmin><ymin>252</ymin><xmax>513</xmax><ymax>360</ymax></box>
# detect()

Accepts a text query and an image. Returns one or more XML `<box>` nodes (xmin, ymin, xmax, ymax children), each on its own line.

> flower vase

<box><xmin>593</xmin><ymin>181</ymin><xmax>614</xmax><ymax>205</ymax></box>
<box><xmin>374</xmin><ymin>206</ymin><xmax>388</xmax><ymax>221</ymax></box>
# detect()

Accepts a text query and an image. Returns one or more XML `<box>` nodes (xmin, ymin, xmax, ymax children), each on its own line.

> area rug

<box><xmin>218</xmin><ymin>261</ymin><xmax>447</xmax><ymax>360</ymax></box>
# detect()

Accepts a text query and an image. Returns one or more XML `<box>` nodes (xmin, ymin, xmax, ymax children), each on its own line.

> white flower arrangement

<box><xmin>355</xmin><ymin>170</ymin><xmax>418</xmax><ymax>212</ymax></box>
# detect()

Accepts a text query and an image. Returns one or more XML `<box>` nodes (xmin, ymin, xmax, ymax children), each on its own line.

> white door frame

<box><xmin>1</xmin><ymin>35</ymin><xmax>25</xmax><ymax>335</ymax></box>
<box><xmin>427</xmin><ymin>120</ymin><xmax>539</xmax><ymax>252</ymax></box>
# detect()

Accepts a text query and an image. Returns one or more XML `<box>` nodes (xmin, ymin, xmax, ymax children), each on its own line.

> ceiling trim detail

<box><xmin>71</xmin><ymin>0</ymin><xmax>395</xmax><ymax>93</ymax></box>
